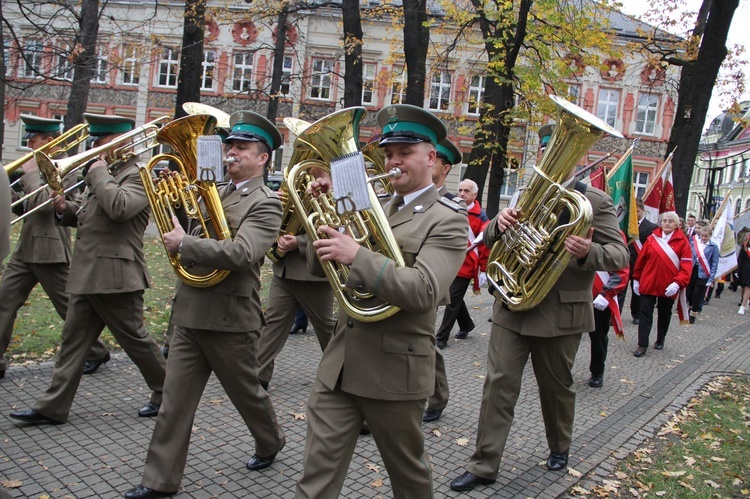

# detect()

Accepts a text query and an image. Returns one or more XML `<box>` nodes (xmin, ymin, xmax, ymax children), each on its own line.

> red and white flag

<box><xmin>643</xmin><ymin>160</ymin><xmax>675</xmax><ymax>224</ymax></box>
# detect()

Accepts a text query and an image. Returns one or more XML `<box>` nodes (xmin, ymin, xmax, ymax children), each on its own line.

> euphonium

<box><xmin>486</xmin><ymin>95</ymin><xmax>623</xmax><ymax>311</ymax></box>
<box><xmin>286</xmin><ymin>107</ymin><xmax>405</xmax><ymax>322</ymax></box>
<box><xmin>140</xmin><ymin>114</ymin><xmax>231</xmax><ymax>288</ymax></box>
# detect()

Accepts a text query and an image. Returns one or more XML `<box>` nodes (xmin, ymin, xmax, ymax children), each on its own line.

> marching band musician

<box><xmin>9</xmin><ymin>113</ymin><xmax>167</xmax><ymax>425</ymax></box>
<box><xmin>124</xmin><ymin>111</ymin><xmax>286</xmax><ymax>499</ymax></box>
<box><xmin>295</xmin><ymin>104</ymin><xmax>468</xmax><ymax>498</ymax></box>
<box><xmin>449</xmin><ymin>124</ymin><xmax>628</xmax><ymax>492</ymax></box>
<box><xmin>0</xmin><ymin>115</ymin><xmax>110</xmax><ymax>380</ymax></box>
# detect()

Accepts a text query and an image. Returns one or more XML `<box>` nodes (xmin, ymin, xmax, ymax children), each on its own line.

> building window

<box><xmin>428</xmin><ymin>70</ymin><xmax>452</xmax><ymax>111</ymax></box>
<box><xmin>92</xmin><ymin>47</ymin><xmax>108</xmax><ymax>84</ymax></box>
<box><xmin>22</xmin><ymin>39</ymin><xmax>44</xmax><ymax>78</ymax></box>
<box><xmin>390</xmin><ymin>66</ymin><xmax>406</xmax><ymax>105</ymax></box>
<box><xmin>634</xmin><ymin>171</ymin><xmax>649</xmax><ymax>199</ymax></box>
<box><xmin>3</xmin><ymin>39</ymin><xmax>12</xmax><ymax>78</ymax></box>
<box><xmin>362</xmin><ymin>63</ymin><xmax>376</xmax><ymax>105</ymax></box>
<box><xmin>281</xmin><ymin>56</ymin><xmax>293</xmax><ymax>95</ymax></box>
<box><xmin>736</xmin><ymin>198</ymin><xmax>742</xmax><ymax>217</ymax></box>
<box><xmin>635</xmin><ymin>94</ymin><xmax>659</xmax><ymax>135</ymax></box>
<box><xmin>121</xmin><ymin>44</ymin><xmax>140</xmax><ymax>85</ymax></box>
<box><xmin>56</xmin><ymin>42</ymin><xmax>73</xmax><ymax>81</ymax></box>
<box><xmin>157</xmin><ymin>47</ymin><xmax>179</xmax><ymax>88</ymax></box>
<box><xmin>568</xmin><ymin>84</ymin><xmax>581</xmax><ymax>106</ymax></box>
<box><xmin>309</xmin><ymin>58</ymin><xmax>333</xmax><ymax>100</ymax></box>
<box><xmin>232</xmin><ymin>52</ymin><xmax>253</xmax><ymax>92</ymax></box>
<box><xmin>200</xmin><ymin>50</ymin><xmax>215</xmax><ymax>91</ymax></box>
<box><xmin>596</xmin><ymin>89</ymin><xmax>619</xmax><ymax>127</ymax></box>
<box><xmin>467</xmin><ymin>75</ymin><xmax>486</xmax><ymax>116</ymax></box>
<box><xmin>500</xmin><ymin>169</ymin><xmax>518</xmax><ymax>198</ymax></box>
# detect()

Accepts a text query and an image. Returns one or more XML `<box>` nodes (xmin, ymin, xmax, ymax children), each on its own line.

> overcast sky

<box><xmin>620</xmin><ymin>0</ymin><xmax>750</xmax><ymax>130</ymax></box>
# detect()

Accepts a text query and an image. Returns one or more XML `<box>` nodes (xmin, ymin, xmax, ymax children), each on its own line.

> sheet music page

<box><xmin>331</xmin><ymin>152</ymin><xmax>371</xmax><ymax>214</ymax></box>
<box><xmin>196</xmin><ymin>135</ymin><xmax>224</xmax><ymax>183</ymax></box>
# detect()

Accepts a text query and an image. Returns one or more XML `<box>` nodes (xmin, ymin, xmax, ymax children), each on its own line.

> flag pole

<box><xmin>642</xmin><ymin>147</ymin><xmax>677</xmax><ymax>200</ymax></box>
<box><xmin>710</xmin><ymin>187</ymin><xmax>733</xmax><ymax>229</ymax></box>
<box><xmin>605</xmin><ymin>146</ymin><xmax>635</xmax><ymax>181</ymax></box>
<box><xmin>575</xmin><ymin>152</ymin><xmax>614</xmax><ymax>180</ymax></box>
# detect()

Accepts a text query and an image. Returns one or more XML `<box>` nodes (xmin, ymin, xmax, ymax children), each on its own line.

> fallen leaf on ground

<box><xmin>0</xmin><ymin>480</ymin><xmax>21</xmax><ymax>488</ymax></box>
<box><xmin>456</xmin><ymin>438</ymin><xmax>469</xmax><ymax>446</ymax></box>
<box><xmin>371</xmin><ymin>478</ymin><xmax>383</xmax><ymax>488</ymax></box>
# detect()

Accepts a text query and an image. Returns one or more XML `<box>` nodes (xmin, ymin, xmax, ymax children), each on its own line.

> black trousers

<box><xmin>436</xmin><ymin>276</ymin><xmax>474</xmax><ymax>343</ymax></box>
<box><xmin>588</xmin><ymin>307</ymin><xmax>610</xmax><ymax>377</ymax></box>
<box><xmin>617</xmin><ymin>278</ymin><xmax>640</xmax><ymax>319</ymax></box>
<box><xmin>637</xmin><ymin>294</ymin><xmax>675</xmax><ymax>347</ymax></box>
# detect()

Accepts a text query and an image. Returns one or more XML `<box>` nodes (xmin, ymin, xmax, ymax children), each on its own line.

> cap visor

<box><xmin>226</xmin><ymin>133</ymin><xmax>262</xmax><ymax>143</ymax></box>
<box><xmin>22</xmin><ymin>132</ymin><xmax>38</xmax><ymax>140</ymax></box>
<box><xmin>378</xmin><ymin>135</ymin><xmax>428</xmax><ymax>146</ymax></box>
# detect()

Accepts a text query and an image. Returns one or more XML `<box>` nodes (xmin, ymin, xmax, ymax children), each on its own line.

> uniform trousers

<box><xmin>257</xmin><ymin>275</ymin><xmax>334</xmax><ymax>383</ymax></box>
<box><xmin>0</xmin><ymin>256</ymin><xmax>108</xmax><ymax>371</ymax></box>
<box><xmin>466</xmin><ymin>325</ymin><xmax>581</xmax><ymax>479</ymax></box>
<box><xmin>435</xmin><ymin>276</ymin><xmax>475</xmax><ymax>343</ymax></box>
<box><xmin>296</xmin><ymin>379</ymin><xmax>432</xmax><ymax>499</ymax></box>
<box><xmin>637</xmin><ymin>294</ymin><xmax>674</xmax><ymax>347</ymax></box>
<box><xmin>33</xmin><ymin>291</ymin><xmax>165</xmax><ymax>422</ymax></box>
<box><xmin>588</xmin><ymin>307</ymin><xmax>611</xmax><ymax>377</ymax></box>
<box><xmin>427</xmin><ymin>346</ymin><xmax>449</xmax><ymax>411</ymax></box>
<box><xmin>141</xmin><ymin>326</ymin><xmax>285</xmax><ymax>492</ymax></box>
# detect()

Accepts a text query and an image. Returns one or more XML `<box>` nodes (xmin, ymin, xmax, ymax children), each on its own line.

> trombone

<box><xmin>3</xmin><ymin>123</ymin><xmax>89</xmax><ymax>189</ymax></box>
<box><xmin>11</xmin><ymin>116</ymin><xmax>169</xmax><ymax>225</ymax></box>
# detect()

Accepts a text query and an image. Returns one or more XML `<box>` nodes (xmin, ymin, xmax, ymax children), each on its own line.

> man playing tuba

<box><xmin>295</xmin><ymin>104</ymin><xmax>468</xmax><ymax>498</ymax></box>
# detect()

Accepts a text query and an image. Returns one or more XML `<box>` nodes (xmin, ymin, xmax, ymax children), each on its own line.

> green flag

<box><xmin>606</xmin><ymin>154</ymin><xmax>638</xmax><ymax>239</ymax></box>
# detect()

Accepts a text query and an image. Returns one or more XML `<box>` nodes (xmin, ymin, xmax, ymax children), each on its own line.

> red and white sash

<box><xmin>650</xmin><ymin>234</ymin><xmax>690</xmax><ymax>324</ymax></box>
<box><xmin>693</xmin><ymin>235</ymin><xmax>710</xmax><ymax>277</ymax></box>
<box><xmin>593</xmin><ymin>271</ymin><xmax>624</xmax><ymax>339</ymax></box>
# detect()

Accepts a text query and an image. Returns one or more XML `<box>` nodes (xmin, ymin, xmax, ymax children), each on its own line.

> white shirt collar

<box><xmin>400</xmin><ymin>184</ymin><xmax>433</xmax><ymax>209</ymax></box>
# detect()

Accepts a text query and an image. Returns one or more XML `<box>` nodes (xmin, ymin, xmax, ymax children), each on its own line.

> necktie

<box><xmin>222</xmin><ymin>183</ymin><xmax>236</xmax><ymax>200</ymax></box>
<box><xmin>387</xmin><ymin>194</ymin><xmax>404</xmax><ymax>217</ymax></box>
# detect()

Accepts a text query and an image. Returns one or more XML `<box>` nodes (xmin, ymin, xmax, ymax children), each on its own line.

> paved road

<box><xmin>2</xmin><ymin>288</ymin><xmax>749</xmax><ymax>498</ymax></box>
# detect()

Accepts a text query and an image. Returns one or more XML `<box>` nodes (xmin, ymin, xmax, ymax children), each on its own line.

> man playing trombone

<box><xmin>9</xmin><ymin>113</ymin><xmax>167</xmax><ymax>425</ymax></box>
<box><xmin>0</xmin><ymin>115</ymin><xmax>109</xmax><ymax>380</ymax></box>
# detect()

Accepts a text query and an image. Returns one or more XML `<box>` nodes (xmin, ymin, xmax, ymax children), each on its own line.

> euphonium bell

<box><xmin>285</xmin><ymin>107</ymin><xmax>405</xmax><ymax>322</ymax></box>
<box><xmin>140</xmin><ymin>114</ymin><xmax>231</xmax><ymax>288</ymax></box>
<box><xmin>486</xmin><ymin>95</ymin><xmax>623</xmax><ymax>311</ymax></box>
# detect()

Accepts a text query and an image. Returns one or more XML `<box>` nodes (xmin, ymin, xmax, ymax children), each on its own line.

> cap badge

<box><xmin>387</xmin><ymin>107</ymin><xmax>398</xmax><ymax>122</ymax></box>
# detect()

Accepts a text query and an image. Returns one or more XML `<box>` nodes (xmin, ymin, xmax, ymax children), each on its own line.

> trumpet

<box><xmin>11</xmin><ymin>116</ymin><xmax>169</xmax><ymax>225</ymax></box>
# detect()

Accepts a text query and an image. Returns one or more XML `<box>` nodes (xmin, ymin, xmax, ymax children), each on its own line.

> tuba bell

<box><xmin>139</xmin><ymin>114</ymin><xmax>232</xmax><ymax>288</ymax></box>
<box><xmin>486</xmin><ymin>95</ymin><xmax>623</xmax><ymax>311</ymax></box>
<box><xmin>286</xmin><ymin>107</ymin><xmax>404</xmax><ymax>322</ymax></box>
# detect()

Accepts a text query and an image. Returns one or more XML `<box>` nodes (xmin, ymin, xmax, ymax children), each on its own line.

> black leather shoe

<box><xmin>633</xmin><ymin>346</ymin><xmax>647</xmax><ymax>357</ymax></box>
<box><xmin>632</xmin><ymin>318</ymin><xmax>640</xmax><ymax>325</ymax></box>
<box><xmin>487</xmin><ymin>317</ymin><xmax>492</xmax><ymax>322</ymax></box>
<box><xmin>260</xmin><ymin>380</ymin><xmax>269</xmax><ymax>391</ymax></box>
<box><xmin>423</xmin><ymin>407</ymin><xmax>443</xmax><ymax>423</ymax></box>
<box><xmin>588</xmin><ymin>374</ymin><xmax>603</xmax><ymax>388</ymax></box>
<box><xmin>289</xmin><ymin>323</ymin><xmax>307</xmax><ymax>334</ymax></box>
<box><xmin>161</xmin><ymin>346</ymin><xmax>169</xmax><ymax>359</ymax></box>
<box><xmin>360</xmin><ymin>422</ymin><xmax>371</xmax><ymax>436</ymax></box>
<box><xmin>546</xmin><ymin>450</ymin><xmax>569</xmax><ymax>471</ymax></box>
<box><xmin>138</xmin><ymin>402</ymin><xmax>160</xmax><ymax>418</ymax></box>
<box><xmin>123</xmin><ymin>485</ymin><xmax>176</xmax><ymax>498</ymax></box>
<box><xmin>449</xmin><ymin>471</ymin><xmax>495</xmax><ymax>491</ymax></box>
<box><xmin>83</xmin><ymin>352</ymin><xmax>111</xmax><ymax>375</ymax></box>
<box><xmin>436</xmin><ymin>340</ymin><xmax>447</xmax><ymax>350</ymax></box>
<box><xmin>455</xmin><ymin>323</ymin><xmax>475</xmax><ymax>340</ymax></box>
<box><xmin>0</xmin><ymin>369</ymin><xmax>5</xmax><ymax>379</ymax></box>
<box><xmin>246</xmin><ymin>452</ymin><xmax>277</xmax><ymax>471</ymax></box>
<box><xmin>654</xmin><ymin>342</ymin><xmax>664</xmax><ymax>350</ymax></box>
<box><xmin>9</xmin><ymin>409</ymin><xmax>62</xmax><ymax>425</ymax></box>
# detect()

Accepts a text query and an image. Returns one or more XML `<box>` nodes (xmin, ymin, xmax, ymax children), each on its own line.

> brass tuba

<box><xmin>486</xmin><ymin>95</ymin><xmax>623</xmax><ymax>311</ymax></box>
<box><xmin>140</xmin><ymin>114</ymin><xmax>231</xmax><ymax>288</ymax></box>
<box><xmin>286</xmin><ymin>107</ymin><xmax>404</xmax><ymax>322</ymax></box>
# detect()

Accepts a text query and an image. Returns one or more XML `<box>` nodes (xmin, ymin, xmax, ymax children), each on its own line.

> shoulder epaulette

<box><xmin>438</xmin><ymin>196</ymin><xmax>465</xmax><ymax>212</ymax></box>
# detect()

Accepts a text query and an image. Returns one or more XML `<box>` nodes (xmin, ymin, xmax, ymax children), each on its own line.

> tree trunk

<box><xmin>267</xmin><ymin>9</ymin><xmax>288</xmax><ymax>123</ymax></box>
<box><xmin>669</xmin><ymin>0</ymin><xmax>739</xmax><ymax>216</ymax></box>
<box><xmin>402</xmin><ymin>0</ymin><xmax>428</xmax><ymax>106</ymax></box>
<box><xmin>64</xmin><ymin>0</ymin><xmax>100</xmax><ymax>137</ymax></box>
<box><xmin>0</xmin><ymin>20</ymin><xmax>6</xmax><ymax>162</ymax></box>
<box><xmin>342</xmin><ymin>0</ymin><xmax>363</xmax><ymax>108</ymax></box>
<box><xmin>174</xmin><ymin>0</ymin><xmax>206</xmax><ymax>120</ymax></box>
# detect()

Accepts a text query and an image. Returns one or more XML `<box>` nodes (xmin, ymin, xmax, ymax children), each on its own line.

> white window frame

<box><xmin>568</xmin><ymin>84</ymin><xmax>581</xmax><ymax>106</ymax></box>
<box><xmin>121</xmin><ymin>44</ymin><xmax>140</xmax><ymax>85</ymax></box>
<box><xmin>91</xmin><ymin>46</ymin><xmax>108</xmax><ymax>84</ymax></box>
<box><xmin>156</xmin><ymin>47</ymin><xmax>179</xmax><ymax>88</ymax></box>
<box><xmin>635</xmin><ymin>94</ymin><xmax>659</xmax><ymax>135</ymax></box>
<box><xmin>55</xmin><ymin>42</ymin><xmax>73</xmax><ymax>82</ymax></box>
<box><xmin>232</xmin><ymin>51</ymin><xmax>254</xmax><ymax>93</ymax></box>
<box><xmin>634</xmin><ymin>171</ymin><xmax>649</xmax><ymax>199</ymax></box>
<box><xmin>362</xmin><ymin>62</ymin><xmax>376</xmax><ymax>105</ymax></box>
<box><xmin>596</xmin><ymin>89</ymin><xmax>619</xmax><ymax>128</ymax></box>
<box><xmin>428</xmin><ymin>69</ymin><xmax>452</xmax><ymax>111</ymax></box>
<box><xmin>390</xmin><ymin>66</ymin><xmax>406</xmax><ymax>105</ymax></box>
<box><xmin>467</xmin><ymin>75</ymin><xmax>486</xmax><ymax>116</ymax></box>
<box><xmin>309</xmin><ymin>58</ymin><xmax>333</xmax><ymax>101</ymax></box>
<box><xmin>281</xmin><ymin>56</ymin><xmax>293</xmax><ymax>95</ymax></box>
<box><xmin>500</xmin><ymin>168</ymin><xmax>519</xmax><ymax>199</ymax></box>
<box><xmin>3</xmin><ymin>38</ymin><xmax>12</xmax><ymax>78</ymax></box>
<box><xmin>22</xmin><ymin>39</ymin><xmax>44</xmax><ymax>78</ymax></box>
<box><xmin>200</xmin><ymin>50</ymin><xmax>216</xmax><ymax>91</ymax></box>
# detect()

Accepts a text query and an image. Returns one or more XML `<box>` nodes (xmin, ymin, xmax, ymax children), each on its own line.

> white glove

<box><xmin>633</xmin><ymin>280</ymin><xmax>640</xmax><ymax>296</ymax></box>
<box><xmin>665</xmin><ymin>282</ymin><xmax>680</xmax><ymax>297</ymax></box>
<box><xmin>593</xmin><ymin>294</ymin><xmax>609</xmax><ymax>311</ymax></box>
<box><xmin>478</xmin><ymin>272</ymin><xmax>488</xmax><ymax>288</ymax></box>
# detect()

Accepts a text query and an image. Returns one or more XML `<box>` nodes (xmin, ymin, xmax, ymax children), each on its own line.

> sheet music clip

<box><xmin>331</xmin><ymin>152</ymin><xmax>371</xmax><ymax>215</ymax></box>
<box><xmin>197</xmin><ymin>135</ymin><xmax>224</xmax><ymax>183</ymax></box>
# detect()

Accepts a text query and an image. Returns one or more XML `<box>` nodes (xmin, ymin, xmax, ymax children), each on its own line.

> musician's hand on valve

<box><xmin>277</xmin><ymin>234</ymin><xmax>299</xmax><ymax>253</ymax></box>
<box><xmin>308</xmin><ymin>177</ymin><xmax>332</xmax><ymax>198</ymax></box>
<box><xmin>163</xmin><ymin>216</ymin><xmax>186</xmax><ymax>255</ymax></box>
<box><xmin>496</xmin><ymin>207</ymin><xmax>519</xmax><ymax>232</ymax></box>
<box><xmin>314</xmin><ymin>225</ymin><xmax>360</xmax><ymax>265</ymax></box>
<box><xmin>564</xmin><ymin>227</ymin><xmax>594</xmax><ymax>259</ymax></box>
